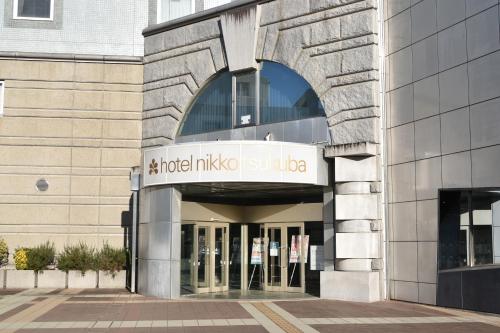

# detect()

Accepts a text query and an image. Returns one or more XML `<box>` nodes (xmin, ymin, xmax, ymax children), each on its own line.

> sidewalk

<box><xmin>0</xmin><ymin>289</ymin><xmax>499</xmax><ymax>332</ymax></box>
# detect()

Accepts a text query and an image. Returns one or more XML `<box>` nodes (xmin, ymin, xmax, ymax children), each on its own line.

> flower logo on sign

<box><xmin>149</xmin><ymin>159</ymin><xmax>158</xmax><ymax>175</ymax></box>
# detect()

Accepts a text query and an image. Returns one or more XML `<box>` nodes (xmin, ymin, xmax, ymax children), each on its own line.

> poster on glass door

<box><xmin>289</xmin><ymin>235</ymin><xmax>309</xmax><ymax>263</ymax></box>
<box><xmin>250</xmin><ymin>238</ymin><xmax>264</xmax><ymax>265</ymax></box>
<box><xmin>270</xmin><ymin>241</ymin><xmax>279</xmax><ymax>257</ymax></box>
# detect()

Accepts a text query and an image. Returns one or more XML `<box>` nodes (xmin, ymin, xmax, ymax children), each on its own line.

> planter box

<box><xmin>37</xmin><ymin>270</ymin><xmax>67</xmax><ymax>288</ymax></box>
<box><xmin>6</xmin><ymin>270</ymin><xmax>35</xmax><ymax>288</ymax></box>
<box><xmin>99</xmin><ymin>270</ymin><xmax>126</xmax><ymax>288</ymax></box>
<box><xmin>0</xmin><ymin>269</ymin><xmax>5</xmax><ymax>288</ymax></box>
<box><xmin>68</xmin><ymin>270</ymin><xmax>97</xmax><ymax>288</ymax></box>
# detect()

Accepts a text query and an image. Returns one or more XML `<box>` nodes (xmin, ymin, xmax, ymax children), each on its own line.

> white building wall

<box><xmin>0</xmin><ymin>0</ymin><xmax>148</xmax><ymax>56</ymax></box>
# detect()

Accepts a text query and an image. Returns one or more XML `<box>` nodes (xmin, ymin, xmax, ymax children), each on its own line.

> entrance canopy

<box><xmin>143</xmin><ymin>141</ymin><xmax>328</xmax><ymax>187</ymax></box>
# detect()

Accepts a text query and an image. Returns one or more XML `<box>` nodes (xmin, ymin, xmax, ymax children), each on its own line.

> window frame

<box><xmin>13</xmin><ymin>0</ymin><xmax>55</xmax><ymax>21</ymax></box>
<box><xmin>438</xmin><ymin>188</ymin><xmax>500</xmax><ymax>272</ymax></box>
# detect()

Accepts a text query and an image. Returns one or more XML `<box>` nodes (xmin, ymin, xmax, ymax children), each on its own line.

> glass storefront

<box><xmin>180</xmin><ymin>220</ymin><xmax>323</xmax><ymax>295</ymax></box>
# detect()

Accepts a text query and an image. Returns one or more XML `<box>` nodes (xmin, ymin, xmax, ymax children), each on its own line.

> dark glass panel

<box><xmin>439</xmin><ymin>191</ymin><xmax>469</xmax><ymax>270</ymax></box>
<box><xmin>180</xmin><ymin>71</ymin><xmax>232</xmax><ymax>135</ymax></box>
<box><xmin>260</xmin><ymin>61</ymin><xmax>323</xmax><ymax>124</ymax></box>
<box><xmin>235</xmin><ymin>71</ymin><xmax>256</xmax><ymax>126</ymax></box>
<box><xmin>17</xmin><ymin>0</ymin><xmax>51</xmax><ymax>18</ymax></box>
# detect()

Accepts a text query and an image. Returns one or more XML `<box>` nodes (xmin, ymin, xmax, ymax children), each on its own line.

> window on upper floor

<box><xmin>178</xmin><ymin>61</ymin><xmax>324</xmax><ymax>136</ymax></box>
<box><xmin>157</xmin><ymin>0</ymin><xmax>194</xmax><ymax>23</ymax></box>
<box><xmin>13</xmin><ymin>0</ymin><xmax>54</xmax><ymax>20</ymax></box>
<box><xmin>0</xmin><ymin>81</ymin><xmax>4</xmax><ymax>116</ymax></box>
<box><xmin>204</xmin><ymin>0</ymin><xmax>231</xmax><ymax>10</ymax></box>
<box><xmin>157</xmin><ymin>0</ymin><xmax>235</xmax><ymax>23</ymax></box>
<box><xmin>439</xmin><ymin>189</ymin><xmax>500</xmax><ymax>270</ymax></box>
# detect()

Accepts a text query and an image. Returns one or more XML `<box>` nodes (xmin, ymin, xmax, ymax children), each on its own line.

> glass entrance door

<box><xmin>191</xmin><ymin>222</ymin><xmax>229</xmax><ymax>293</ymax></box>
<box><xmin>263</xmin><ymin>223</ymin><xmax>305</xmax><ymax>293</ymax></box>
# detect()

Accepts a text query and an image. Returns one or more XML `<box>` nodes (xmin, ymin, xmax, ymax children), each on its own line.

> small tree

<box><xmin>26</xmin><ymin>242</ymin><xmax>55</xmax><ymax>273</ymax></box>
<box><xmin>57</xmin><ymin>242</ymin><xmax>97</xmax><ymax>275</ymax></box>
<box><xmin>0</xmin><ymin>239</ymin><xmax>9</xmax><ymax>267</ymax></box>
<box><xmin>14</xmin><ymin>248</ymin><xmax>28</xmax><ymax>270</ymax></box>
<box><xmin>97</xmin><ymin>243</ymin><xmax>127</xmax><ymax>277</ymax></box>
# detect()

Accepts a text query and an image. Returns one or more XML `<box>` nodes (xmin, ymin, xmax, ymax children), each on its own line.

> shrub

<box><xmin>57</xmin><ymin>242</ymin><xmax>97</xmax><ymax>274</ymax></box>
<box><xmin>14</xmin><ymin>248</ymin><xmax>28</xmax><ymax>270</ymax></box>
<box><xmin>0</xmin><ymin>239</ymin><xmax>8</xmax><ymax>267</ymax></box>
<box><xmin>97</xmin><ymin>243</ymin><xmax>127</xmax><ymax>277</ymax></box>
<box><xmin>26</xmin><ymin>242</ymin><xmax>55</xmax><ymax>273</ymax></box>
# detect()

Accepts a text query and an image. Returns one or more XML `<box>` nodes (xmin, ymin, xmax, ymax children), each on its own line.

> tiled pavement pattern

<box><xmin>0</xmin><ymin>289</ymin><xmax>498</xmax><ymax>332</ymax></box>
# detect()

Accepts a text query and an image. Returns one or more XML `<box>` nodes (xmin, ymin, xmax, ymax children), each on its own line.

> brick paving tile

<box><xmin>17</xmin><ymin>326</ymin><xmax>267</xmax><ymax>333</ymax></box>
<box><xmin>78</xmin><ymin>289</ymin><xmax>129</xmax><ymax>295</ymax></box>
<box><xmin>0</xmin><ymin>289</ymin><xmax>25</xmax><ymax>296</ymax></box>
<box><xmin>31</xmin><ymin>297</ymin><xmax>48</xmax><ymax>302</ymax></box>
<box><xmin>311</xmin><ymin>322</ymin><xmax>500</xmax><ymax>333</ymax></box>
<box><xmin>276</xmin><ymin>300</ymin><xmax>451</xmax><ymax>318</ymax></box>
<box><xmin>67</xmin><ymin>296</ymin><xmax>122</xmax><ymax>302</ymax></box>
<box><xmin>0</xmin><ymin>304</ymin><xmax>32</xmax><ymax>321</ymax></box>
<box><xmin>33</xmin><ymin>301</ymin><xmax>252</xmax><ymax>322</ymax></box>
<box><xmin>44</xmin><ymin>289</ymin><xmax>64</xmax><ymax>295</ymax></box>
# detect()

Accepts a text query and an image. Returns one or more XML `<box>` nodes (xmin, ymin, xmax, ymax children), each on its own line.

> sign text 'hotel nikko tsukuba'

<box><xmin>143</xmin><ymin>141</ymin><xmax>328</xmax><ymax>187</ymax></box>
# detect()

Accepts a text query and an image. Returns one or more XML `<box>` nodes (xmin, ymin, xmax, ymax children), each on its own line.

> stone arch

<box><xmin>175</xmin><ymin>60</ymin><xmax>327</xmax><ymax>138</ymax></box>
<box><xmin>142</xmin><ymin>0</ymin><xmax>380</xmax><ymax>149</ymax></box>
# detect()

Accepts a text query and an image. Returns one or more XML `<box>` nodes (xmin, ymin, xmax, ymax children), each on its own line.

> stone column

<box><xmin>137</xmin><ymin>186</ymin><xmax>181</xmax><ymax>298</ymax></box>
<box><xmin>321</xmin><ymin>146</ymin><xmax>382</xmax><ymax>302</ymax></box>
<box><xmin>323</xmin><ymin>163</ymin><xmax>335</xmax><ymax>271</ymax></box>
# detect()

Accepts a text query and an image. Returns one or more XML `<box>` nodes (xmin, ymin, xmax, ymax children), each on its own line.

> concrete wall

<box><xmin>0</xmin><ymin>56</ymin><xmax>143</xmax><ymax>258</ymax></box>
<box><xmin>384</xmin><ymin>0</ymin><xmax>500</xmax><ymax>305</ymax></box>
<box><xmin>0</xmin><ymin>0</ymin><xmax>148</xmax><ymax>56</ymax></box>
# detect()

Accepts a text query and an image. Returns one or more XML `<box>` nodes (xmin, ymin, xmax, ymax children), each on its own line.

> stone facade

<box><xmin>142</xmin><ymin>0</ymin><xmax>383</xmax><ymax>301</ymax></box>
<box><xmin>0</xmin><ymin>56</ymin><xmax>143</xmax><ymax>257</ymax></box>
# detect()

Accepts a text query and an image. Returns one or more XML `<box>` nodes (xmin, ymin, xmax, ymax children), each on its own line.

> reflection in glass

<box><xmin>17</xmin><ymin>0</ymin><xmax>51</xmax><ymax>18</ymax></box>
<box><xmin>214</xmin><ymin>227</ymin><xmax>226</xmax><ymax>287</ymax></box>
<box><xmin>267</xmin><ymin>228</ymin><xmax>281</xmax><ymax>287</ymax></box>
<box><xmin>260</xmin><ymin>62</ymin><xmax>324</xmax><ymax>124</ymax></box>
<box><xmin>287</xmin><ymin>227</ymin><xmax>302</xmax><ymax>288</ymax></box>
<box><xmin>197</xmin><ymin>227</ymin><xmax>210</xmax><ymax>288</ymax></box>
<box><xmin>181</xmin><ymin>224</ymin><xmax>194</xmax><ymax>294</ymax></box>
<box><xmin>236</xmin><ymin>72</ymin><xmax>256</xmax><ymax>126</ymax></box>
<box><xmin>180</xmin><ymin>71</ymin><xmax>233</xmax><ymax>135</ymax></box>
<box><xmin>179</xmin><ymin>61</ymin><xmax>325</xmax><ymax>136</ymax></box>
<box><xmin>439</xmin><ymin>189</ymin><xmax>500</xmax><ymax>270</ymax></box>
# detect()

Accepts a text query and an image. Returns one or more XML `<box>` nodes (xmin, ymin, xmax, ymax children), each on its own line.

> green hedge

<box><xmin>57</xmin><ymin>242</ymin><xmax>97</xmax><ymax>274</ymax></box>
<box><xmin>96</xmin><ymin>243</ymin><xmax>127</xmax><ymax>277</ymax></box>
<box><xmin>26</xmin><ymin>242</ymin><xmax>55</xmax><ymax>272</ymax></box>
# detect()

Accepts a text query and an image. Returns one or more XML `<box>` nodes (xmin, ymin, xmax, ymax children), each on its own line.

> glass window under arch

<box><xmin>179</xmin><ymin>61</ymin><xmax>324</xmax><ymax>136</ymax></box>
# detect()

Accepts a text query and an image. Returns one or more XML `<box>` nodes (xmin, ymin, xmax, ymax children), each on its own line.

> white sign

<box><xmin>143</xmin><ymin>141</ymin><xmax>328</xmax><ymax>187</ymax></box>
<box><xmin>250</xmin><ymin>238</ymin><xmax>264</xmax><ymax>265</ymax></box>
<box><xmin>310</xmin><ymin>245</ymin><xmax>324</xmax><ymax>271</ymax></box>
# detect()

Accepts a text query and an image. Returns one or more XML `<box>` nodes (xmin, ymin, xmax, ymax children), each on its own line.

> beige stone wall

<box><xmin>0</xmin><ymin>57</ymin><xmax>143</xmax><ymax>260</ymax></box>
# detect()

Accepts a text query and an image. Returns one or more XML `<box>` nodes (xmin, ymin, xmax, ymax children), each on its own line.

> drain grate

<box><xmin>253</xmin><ymin>302</ymin><xmax>303</xmax><ymax>333</ymax></box>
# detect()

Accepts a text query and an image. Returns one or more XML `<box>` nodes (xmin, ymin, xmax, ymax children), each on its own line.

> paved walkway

<box><xmin>0</xmin><ymin>289</ymin><xmax>499</xmax><ymax>332</ymax></box>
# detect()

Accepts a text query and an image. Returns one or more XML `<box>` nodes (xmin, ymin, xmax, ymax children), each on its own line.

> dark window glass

<box><xmin>179</xmin><ymin>61</ymin><xmax>325</xmax><ymax>136</ymax></box>
<box><xmin>180</xmin><ymin>71</ymin><xmax>232</xmax><ymax>136</ymax></box>
<box><xmin>236</xmin><ymin>71</ymin><xmax>256</xmax><ymax>126</ymax></box>
<box><xmin>17</xmin><ymin>0</ymin><xmax>51</xmax><ymax>19</ymax></box>
<box><xmin>439</xmin><ymin>189</ymin><xmax>500</xmax><ymax>270</ymax></box>
<box><xmin>471</xmin><ymin>191</ymin><xmax>499</xmax><ymax>265</ymax></box>
<box><xmin>439</xmin><ymin>191</ymin><xmax>469</xmax><ymax>270</ymax></box>
<box><xmin>260</xmin><ymin>61</ymin><xmax>323</xmax><ymax>124</ymax></box>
